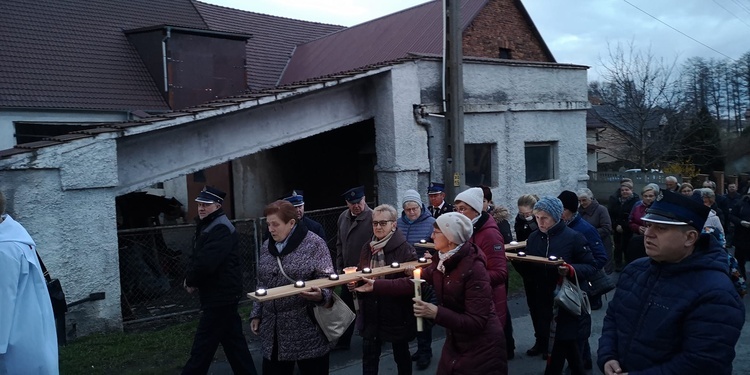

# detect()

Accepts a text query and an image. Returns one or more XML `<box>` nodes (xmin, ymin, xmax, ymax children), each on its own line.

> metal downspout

<box><xmin>162</xmin><ymin>27</ymin><xmax>172</xmax><ymax>92</ymax></box>
<box><xmin>414</xmin><ymin>105</ymin><xmax>435</xmax><ymax>181</ymax></box>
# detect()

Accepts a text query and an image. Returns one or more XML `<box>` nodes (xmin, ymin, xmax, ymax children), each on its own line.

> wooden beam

<box><xmin>247</xmin><ymin>260</ymin><xmax>432</xmax><ymax>302</ymax></box>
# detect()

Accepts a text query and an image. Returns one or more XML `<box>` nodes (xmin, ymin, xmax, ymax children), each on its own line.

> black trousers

<box><xmin>262</xmin><ymin>340</ymin><xmax>329</xmax><ymax>375</ymax></box>
<box><xmin>524</xmin><ymin>282</ymin><xmax>554</xmax><ymax>350</ymax></box>
<box><xmin>736</xmin><ymin>240</ymin><xmax>750</xmax><ymax>279</ymax></box>
<box><xmin>362</xmin><ymin>338</ymin><xmax>411</xmax><ymax>375</ymax></box>
<box><xmin>544</xmin><ymin>339</ymin><xmax>586</xmax><ymax>375</ymax></box>
<box><xmin>182</xmin><ymin>303</ymin><xmax>257</xmax><ymax>375</ymax></box>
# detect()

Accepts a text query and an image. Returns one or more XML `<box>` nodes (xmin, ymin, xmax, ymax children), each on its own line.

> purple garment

<box><xmin>250</xmin><ymin>230</ymin><xmax>335</xmax><ymax>361</ymax></box>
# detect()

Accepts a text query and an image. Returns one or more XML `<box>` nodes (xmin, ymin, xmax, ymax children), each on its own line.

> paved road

<box><xmin>210</xmin><ymin>281</ymin><xmax>750</xmax><ymax>374</ymax></box>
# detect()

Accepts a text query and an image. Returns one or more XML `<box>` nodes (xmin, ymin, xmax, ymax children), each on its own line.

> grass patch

<box><xmin>507</xmin><ymin>262</ymin><xmax>524</xmax><ymax>296</ymax></box>
<box><xmin>60</xmin><ymin>305</ymin><xmax>256</xmax><ymax>374</ymax></box>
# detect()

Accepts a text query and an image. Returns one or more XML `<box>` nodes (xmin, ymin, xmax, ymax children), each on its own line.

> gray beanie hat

<box><xmin>534</xmin><ymin>196</ymin><xmax>563</xmax><ymax>222</ymax></box>
<box><xmin>402</xmin><ymin>189</ymin><xmax>423</xmax><ymax>208</ymax></box>
<box><xmin>435</xmin><ymin>212</ymin><xmax>473</xmax><ymax>245</ymax></box>
<box><xmin>454</xmin><ymin>187</ymin><xmax>484</xmax><ymax>214</ymax></box>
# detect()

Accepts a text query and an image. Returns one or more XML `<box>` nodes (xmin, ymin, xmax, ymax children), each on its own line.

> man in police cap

<box><xmin>284</xmin><ymin>190</ymin><xmax>326</xmax><ymax>241</ymax></box>
<box><xmin>183</xmin><ymin>187</ymin><xmax>257</xmax><ymax>374</ymax></box>
<box><xmin>598</xmin><ymin>190</ymin><xmax>745</xmax><ymax>375</ymax></box>
<box><xmin>334</xmin><ymin>185</ymin><xmax>373</xmax><ymax>350</ymax></box>
<box><xmin>427</xmin><ymin>182</ymin><xmax>453</xmax><ymax>219</ymax></box>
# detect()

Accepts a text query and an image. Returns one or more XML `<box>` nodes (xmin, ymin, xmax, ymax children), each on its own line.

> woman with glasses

<box><xmin>352</xmin><ymin>204</ymin><xmax>417</xmax><ymax>375</ymax></box>
<box><xmin>356</xmin><ymin>212</ymin><xmax>507</xmax><ymax>374</ymax></box>
<box><xmin>625</xmin><ymin>183</ymin><xmax>660</xmax><ymax>262</ymax></box>
<box><xmin>515</xmin><ymin>194</ymin><xmax>539</xmax><ymax>242</ymax></box>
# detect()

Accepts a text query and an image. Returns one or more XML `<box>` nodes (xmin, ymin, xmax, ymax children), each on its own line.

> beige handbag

<box><xmin>276</xmin><ymin>257</ymin><xmax>355</xmax><ymax>342</ymax></box>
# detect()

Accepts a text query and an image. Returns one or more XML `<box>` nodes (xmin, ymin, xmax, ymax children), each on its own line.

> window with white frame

<box><xmin>525</xmin><ymin>142</ymin><xmax>558</xmax><ymax>182</ymax></box>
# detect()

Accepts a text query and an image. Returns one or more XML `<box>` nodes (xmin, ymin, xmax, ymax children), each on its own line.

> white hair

<box><xmin>577</xmin><ymin>188</ymin><xmax>594</xmax><ymax>200</ymax></box>
<box><xmin>665</xmin><ymin>176</ymin><xmax>678</xmax><ymax>183</ymax></box>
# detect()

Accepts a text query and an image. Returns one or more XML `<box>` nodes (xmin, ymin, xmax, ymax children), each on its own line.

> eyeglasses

<box><xmin>455</xmin><ymin>205</ymin><xmax>471</xmax><ymax>213</ymax></box>
<box><xmin>372</xmin><ymin>220</ymin><xmax>394</xmax><ymax>227</ymax></box>
<box><xmin>404</xmin><ymin>206</ymin><xmax>420</xmax><ymax>212</ymax></box>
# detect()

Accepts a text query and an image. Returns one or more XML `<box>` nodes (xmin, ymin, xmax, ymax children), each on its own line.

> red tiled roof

<box><xmin>0</xmin><ymin>0</ymin><xmax>208</xmax><ymax>111</ymax></box>
<box><xmin>193</xmin><ymin>1</ymin><xmax>344</xmax><ymax>90</ymax></box>
<box><xmin>279</xmin><ymin>0</ymin><xmax>487</xmax><ymax>85</ymax></box>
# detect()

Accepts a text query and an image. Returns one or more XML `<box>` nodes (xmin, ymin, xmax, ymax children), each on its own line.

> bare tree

<box><xmin>592</xmin><ymin>41</ymin><xmax>682</xmax><ymax>169</ymax></box>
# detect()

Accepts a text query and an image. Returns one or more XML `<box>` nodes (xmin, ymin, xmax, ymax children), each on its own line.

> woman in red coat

<box><xmin>356</xmin><ymin>212</ymin><xmax>507</xmax><ymax>375</ymax></box>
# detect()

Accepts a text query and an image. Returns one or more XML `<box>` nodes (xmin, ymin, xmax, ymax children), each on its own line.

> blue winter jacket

<box><xmin>597</xmin><ymin>235</ymin><xmax>745</xmax><ymax>374</ymax></box>
<box><xmin>514</xmin><ymin>220</ymin><xmax>597</xmax><ymax>340</ymax></box>
<box><xmin>397</xmin><ymin>205</ymin><xmax>436</xmax><ymax>245</ymax></box>
<box><xmin>568</xmin><ymin>214</ymin><xmax>608</xmax><ymax>270</ymax></box>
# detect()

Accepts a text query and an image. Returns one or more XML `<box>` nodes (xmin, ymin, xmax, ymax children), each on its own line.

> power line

<box><xmin>622</xmin><ymin>0</ymin><xmax>735</xmax><ymax>60</ymax></box>
<box><xmin>714</xmin><ymin>0</ymin><xmax>750</xmax><ymax>30</ymax></box>
<box><xmin>728</xmin><ymin>0</ymin><xmax>750</xmax><ymax>16</ymax></box>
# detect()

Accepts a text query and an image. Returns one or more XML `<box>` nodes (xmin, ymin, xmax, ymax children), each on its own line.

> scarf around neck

<box><xmin>369</xmin><ymin>230</ymin><xmax>395</xmax><ymax>268</ymax></box>
<box><xmin>437</xmin><ymin>243</ymin><xmax>463</xmax><ymax>273</ymax></box>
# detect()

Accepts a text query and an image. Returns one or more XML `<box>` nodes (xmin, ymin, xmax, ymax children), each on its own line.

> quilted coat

<box><xmin>397</xmin><ymin>204</ymin><xmax>436</xmax><ymax>244</ymax></box>
<box><xmin>597</xmin><ymin>235</ymin><xmax>745</xmax><ymax>374</ymax></box>
<box><xmin>470</xmin><ymin>211</ymin><xmax>508</xmax><ymax>326</ymax></box>
<box><xmin>373</xmin><ymin>242</ymin><xmax>507</xmax><ymax>375</ymax></box>
<box><xmin>250</xmin><ymin>224</ymin><xmax>336</xmax><ymax>361</ymax></box>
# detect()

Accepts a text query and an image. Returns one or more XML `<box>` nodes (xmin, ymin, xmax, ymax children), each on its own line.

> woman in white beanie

<box><xmin>356</xmin><ymin>212</ymin><xmax>507</xmax><ymax>374</ymax></box>
<box><xmin>453</xmin><ymin>187</ymin><xmax>508</xmax><ymax>332</ymax></box>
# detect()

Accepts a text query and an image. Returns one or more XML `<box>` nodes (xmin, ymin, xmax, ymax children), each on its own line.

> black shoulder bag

<box><xmin>34</xmin><ymin>248</ymin><xmax>68</xmax><ymax>319</ymax></box>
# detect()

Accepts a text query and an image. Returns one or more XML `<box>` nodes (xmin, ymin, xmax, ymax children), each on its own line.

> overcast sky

<box><xmin>203</xmin><ymin>0</ymin><xmax>750</xmax><ymax>81</ymax></box>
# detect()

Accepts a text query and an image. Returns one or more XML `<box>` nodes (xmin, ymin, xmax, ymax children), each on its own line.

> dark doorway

<box><xmin>271</xmin><ymin>119</ymin><xmax>377</xmax><ymax>209</ymax></box>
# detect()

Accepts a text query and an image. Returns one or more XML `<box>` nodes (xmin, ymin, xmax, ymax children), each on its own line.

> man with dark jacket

<box><xmin>598</xmin><ymin>190</ymin><xmax>745</xmax><ymax>375</ymax></box>
<box><xmin>730</xmin><ymin>194</ymin><xmax>750</xmax><ymax>280</ymax></box>
<box><xmin>183</xmin><ymin>187</ymin><xmax>256</xmax><ymax>375</ymax></box>
<box><xmin>724</xmin><ymin>183</ymin><xmax>742</xmax><ymax>248</ymax></box>
<box><xmin>427</xmin><ymin>182</ymin><xmax>453</xmax><ymax>219</ymax></box>
<box><xmin>335</xmin><ymin>185</ymin><xmax>373</xmax><ymax>350</ymax></box>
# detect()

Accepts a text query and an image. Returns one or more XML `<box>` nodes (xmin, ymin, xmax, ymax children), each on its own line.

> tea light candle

<box><xmin>362</xmin><ymin>267</ymin><xmax>372</xmax><ymax>274</ymax></box>
<box><xmin>510</xmin><ymin>241</ymin><xmax>519</xmax><ymax>245</ymax></box>
<box><xmin>548</xmin><ymin>255</ymin><xmax>558</xmax><ymax>261</ymax></box>
<box><xmin>419</xmin><ymin>239</ymin><xmax>427</xmax><ymax>244</ymax></box>
<box><xmin>255</xmin><ymin>288</ymin><xmax>267</xmax><ymax>296</ymax></box>
<box><xmin>342</xmin><ymin>266</ymin><xmax>360</xmax><ymax>311</ymax></box>
<box><xmin>294</xmin><ymin>280</ymin><xmax>305</xmax><ymax>288</ymax></box>
<box><xmin>418</xmin><ymin>257</ymin><xmax>427</xmax><ymax>263</ymax></box>
<box><xmin>391</xmin><ymin>262</ymin><xmax>400</xmax><ymax>268</ymax></box>
<box><xmin>517</xmin><ymin>251</ymin><xmax>526</xmax><ymax>257</ymax></box>
<box><xmin>328</xmin><ymin>273</ymin><xmax>339</xmax><ymax>280</ymax></box>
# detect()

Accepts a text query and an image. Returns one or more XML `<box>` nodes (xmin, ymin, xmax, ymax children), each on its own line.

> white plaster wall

<box><xmin>0</xmin><ymin>109</ymin><xmax>129</xmax><ymax>150</ymax></box>
<box><xmin>371</xmin><ymin>63</ymin><xmax>430</xmax><ymax>206</ymax></box>
<box><xmin>0</xmin><ymin>170</ymin><xmax>122</xmax><ymax>336</ymax></box>
<box><xmin>417</xmin><ymin>59</ymin><xmax>589</xmax><ymax>227</ymax></box>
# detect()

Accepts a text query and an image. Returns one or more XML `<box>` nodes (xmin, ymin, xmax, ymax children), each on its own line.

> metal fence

<box><xmin>118</xmin><ymin>207</ymin><xmax>346</xmax><ymax>324</ymax></box>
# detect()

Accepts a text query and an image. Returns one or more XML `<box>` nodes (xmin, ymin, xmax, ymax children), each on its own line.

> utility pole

<box><xmin>443</xmin><ymin>0</ymin><xmax>465</xmax><ymax>199</ymax></box>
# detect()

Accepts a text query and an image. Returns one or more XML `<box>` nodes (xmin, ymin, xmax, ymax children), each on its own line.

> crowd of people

<box><xmin>1</xmin><ymin>174</ymin><xmax>747</xmax><ymax>375</ymax></box>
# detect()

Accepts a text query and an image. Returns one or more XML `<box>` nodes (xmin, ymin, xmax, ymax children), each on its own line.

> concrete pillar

<box><xmin>371</xmin><ymin>64</ymin><xmax>430</xmax><ymax>208</ymax></box>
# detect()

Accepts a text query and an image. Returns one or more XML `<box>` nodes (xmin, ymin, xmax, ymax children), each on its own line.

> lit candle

<box><xmin>517</xmin><ymin>251</ymin><xmax>526</xmax><ymax>257</ymax></box>
<box><xmin>413</xmin><ymin>268</ymin><xmax>424</xmax><ymax>332</ymax></box>
<box><xmin>510</xmin><ymin>241</ymin><xmax>519</xmax><ymax>245</ymax></box>
<box><xmin>419</xmin><ymin>239</ymin><xmax>427</xmax><ymax>244</ymax></box>
<box><xmin>294</xmin><ymin>280</ymin><xmax>305</xmax><ymax>288</ymax></box>
<box><xmin>255</xmin><ymin>288</ymin><xmax>267</xmax><ymax>296</ymax></box>
<box><xmin>548</xmin><ymin>255</ymin><xmax>558</xmax><ymax>261</ymax></box>
<box><xmin>362</xmin><ymin>267</ymin><xmax>372</xmax><ymax>274</ymax></box>
<box><xmin>418</xmin><ymin>257</ymin><xmax>427</xmax><ymax>263</ymax></box>
<box><xmin>391</xmin><ymin>262</ymin><xmax>400</xmax><ymax>268</ymax></box>
<box><xmin>328</xmin><ymin>273</ymin><xmax>339</xmax><ymax>280</ymax></box>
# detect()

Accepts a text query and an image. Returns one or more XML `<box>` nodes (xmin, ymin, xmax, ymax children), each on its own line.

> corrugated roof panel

<box><xmin>280</xmin><ymin>0</ymin><xmax>486</xmax><ymax>85</ymax></box>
